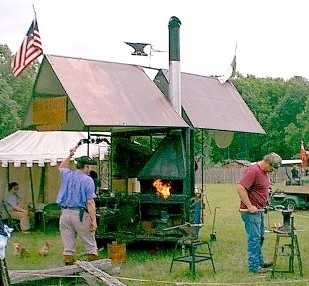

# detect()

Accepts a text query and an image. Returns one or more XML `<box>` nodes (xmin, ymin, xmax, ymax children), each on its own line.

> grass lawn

<box><xmin>5</xmin><ymin>183</ymin><xmax>309</xmax><ymax>285</ymax></box>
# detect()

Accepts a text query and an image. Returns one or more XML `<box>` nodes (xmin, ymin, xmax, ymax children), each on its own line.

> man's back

<box><xmin>57</xmin><ymin>168</ymin><xmax>95</xmax><ymax>208</ymax></box>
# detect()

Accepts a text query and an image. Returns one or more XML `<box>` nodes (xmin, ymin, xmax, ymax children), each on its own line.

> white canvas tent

<box><xmin>0</xmin><ymin>130</ymin><xmax>110</xmax><ymax>209</ymax></box>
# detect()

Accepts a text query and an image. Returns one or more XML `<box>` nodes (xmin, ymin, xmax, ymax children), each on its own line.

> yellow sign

<box><xmin>33</xmin><ymin>96</ymin><xmax>67</xmax><ymax>125</ymax></box>
<box><xmin>36</xmin><ymin>124</ymin><xmax>62</xmax><ymax>131</ymax></box>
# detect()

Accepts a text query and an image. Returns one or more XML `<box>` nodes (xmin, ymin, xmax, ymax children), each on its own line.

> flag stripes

<box><xmin>11</xmin><ymin>18</ymin><xmax>43</xmax><ymax>77</ymax></box>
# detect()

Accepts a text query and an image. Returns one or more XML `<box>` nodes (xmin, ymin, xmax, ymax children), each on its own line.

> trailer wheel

<box><xmin>285</xmin><ymin>200</ymin><xmax>296</xmax><ymax>212</ymax></box>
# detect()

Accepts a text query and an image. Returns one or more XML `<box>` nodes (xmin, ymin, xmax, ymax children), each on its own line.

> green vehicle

<box><xmin>270</xmin><ymin>159</ymin><xmax>309</xmax><ymax>211</ymax></box>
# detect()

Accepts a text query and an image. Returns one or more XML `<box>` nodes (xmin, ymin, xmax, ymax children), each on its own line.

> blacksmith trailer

<box><xmin>22</xmin><ymin>17</ymin><xmax>264</xmax><ymax>244</ymax></box>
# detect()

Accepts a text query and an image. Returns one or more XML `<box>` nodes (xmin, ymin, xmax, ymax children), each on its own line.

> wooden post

<box><xmin>0</xmin><ymin>259</ymin><xmax>10</xmax><ymax>286</ymax></box>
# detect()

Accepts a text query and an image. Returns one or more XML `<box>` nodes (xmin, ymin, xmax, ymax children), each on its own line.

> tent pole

<box><xmin>6</xmin><ymin>164</ymin><xmax>10</xmax><ymax>187</ymax></box>
<box><xmin>98</xmin><ymin>146</ymin><xmax>101</xmax><ymax>194</ymax></box>
<box><xmin>201</xmin><ymin>130</ymin><xmax>204</xmax><ymax>192</ymax></box>
<box><xmin>29</xmin><ymin>168</ymin><xmax>36</xmax><ymax>212</ymax></box>
<box><xmin>38</xmin><ymin>166</ymin><xmax>46</xmax><ymax>203</ymax></box>
<box><xmin>201</xmin><ymin>130</ymin><xmax>211</xmax><ymax>215</ymax></box>
<box><xmin>87</xmin><ymin>127</ymin><xmax>90</xmax><ymax>156</ymax></box>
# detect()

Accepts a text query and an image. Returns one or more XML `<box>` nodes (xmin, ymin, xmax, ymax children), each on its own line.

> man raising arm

<box><xmin>57</xmin><ymin>146</ymin><xmax>99</xmax><ymax>265</ymax></box>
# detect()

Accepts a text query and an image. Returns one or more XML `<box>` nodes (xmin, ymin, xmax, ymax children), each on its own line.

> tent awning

<box><xmin>0</xmin><ymin>130</ymin><xmax>110</xmax><ymax>167</ymax></box>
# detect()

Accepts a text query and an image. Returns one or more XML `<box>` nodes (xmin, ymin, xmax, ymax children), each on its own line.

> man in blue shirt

<box><xmin>57</xmin><ymin>146</ymin><xmax>99</xmax><ymax>265</ymax></box>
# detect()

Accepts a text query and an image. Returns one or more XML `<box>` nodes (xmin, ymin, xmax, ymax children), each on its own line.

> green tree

<box><xmin>230</xmin><ymin>75</ymin><xmax>309</xmax><ymax>161</ymax></box>
<box><xmin>0</xmin><ymin>44</ymin><xmax>38</xmax><ymax>138</ymax></box>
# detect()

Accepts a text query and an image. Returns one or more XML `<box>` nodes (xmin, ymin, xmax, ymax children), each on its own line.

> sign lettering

<box><xmin>33</xmin><ymin>96</ymin><xmax>67</xmax><ymax>125</ymax></box>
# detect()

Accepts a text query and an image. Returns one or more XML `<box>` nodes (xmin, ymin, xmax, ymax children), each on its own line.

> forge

<box><xmin>94</xmin><ymin>130</ymin><xmax>194</xmax><ymax>242</ymax></box>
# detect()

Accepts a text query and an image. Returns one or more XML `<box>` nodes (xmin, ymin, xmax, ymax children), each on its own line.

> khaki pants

<box><xmin>9</xmin><ymin>210</ymin><xmax>30</xmax><ymax>231</ymax></box>
<box><xmin>59</xmin><ymin>209</ymin><xmax>98</xmax><ymax>256</ymax></box>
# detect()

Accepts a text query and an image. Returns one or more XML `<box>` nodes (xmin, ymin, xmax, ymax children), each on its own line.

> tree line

<box><xmin>1</xmin><ymin>43</ymin><xmax>308</xmax><ymax>164</ymax></box>
<box><xmin>211</xmin><ymin>74</ymin><xmax>309</xmax><ymax>163</ymax></box>
<box><xmin>0</xmin><ymin>44</ymin><xmax>38</xmax><ymax>139</ymax></box>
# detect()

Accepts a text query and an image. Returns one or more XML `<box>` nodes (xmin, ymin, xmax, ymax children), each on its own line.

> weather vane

<box><xmin>124</xmin><ymin>42</ymin><xmax>150</xmax><ymax>56</ymax></box>
<box><xmin>125</xmin><ymin>42</ymin><xmax>167</xmax><ymax>67</ymax></box>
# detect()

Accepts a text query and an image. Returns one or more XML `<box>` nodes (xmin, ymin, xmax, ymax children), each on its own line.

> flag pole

<box><xmin>32</xmin><ymin>4</ymin><xmax>37</xmax><ymax>21</ymax></box>
<box><xmin>218</xmin><ymin>44</ymin><xmax>237</xmax><ymax>84</ymax></box>
<box><xmin>234</xmin><ymin>42</ymin><xmax>237</xmax><ymax>56</ymax></box>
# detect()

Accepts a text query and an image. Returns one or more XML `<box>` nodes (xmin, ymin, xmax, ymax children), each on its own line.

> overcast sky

<box><xmin>1</xmin><ymin>0</ymin><xmax>309</xmax><ymax>80</ymax></box>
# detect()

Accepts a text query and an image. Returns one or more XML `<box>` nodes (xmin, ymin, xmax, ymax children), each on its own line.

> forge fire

<box><xmin>152</xmin><ymin>179</ymin><xmax>172</xmax><ymax>199</ymax></box>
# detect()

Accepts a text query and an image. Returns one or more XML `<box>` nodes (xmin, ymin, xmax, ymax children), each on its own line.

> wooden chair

<box><xmin>1</xmin><ymin>201</ymin><xmax>21</xmax><ymax>232</ymax></box>
<box><xmin>42</xmin><ymin>203</ymin><xmax>61</xmax><ymax>231</ymax></box>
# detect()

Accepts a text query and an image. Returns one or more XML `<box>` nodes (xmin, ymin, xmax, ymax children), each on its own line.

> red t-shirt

<box><xmin>238</xmin><ymin>163</ymin><xmax>271</xmax><ymax>209</ymax></box>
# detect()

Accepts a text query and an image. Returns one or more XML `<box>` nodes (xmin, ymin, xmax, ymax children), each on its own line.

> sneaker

<box><xmin>261</xmin><ymin>261</ymin><xmax>273</xmax><ymax>268</ymax></box>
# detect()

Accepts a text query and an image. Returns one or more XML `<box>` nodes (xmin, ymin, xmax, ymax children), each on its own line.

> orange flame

<box><xmin>152</xmin><ymin>179</ymin><xmax>171</xmax><ymax>199</ymax></box>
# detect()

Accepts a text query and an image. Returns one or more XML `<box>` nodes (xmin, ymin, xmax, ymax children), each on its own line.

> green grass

<box><xmin>5</xmin><ymin>183</ymin><xmax>309</xmax><ymax>285</ymax></box>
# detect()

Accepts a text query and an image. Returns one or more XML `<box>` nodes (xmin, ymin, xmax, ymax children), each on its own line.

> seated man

<box><xmin>3</xmin><ymin>182</ymin><xmax>31</xmax><ymax>232</ymax></box>
<box><xmin>291</xmin><ymin>164</ymin><xmax>299</xmax><ymax>179</ymax></box>
<box><xmin>290</xmin><ymin>164</ymin><xmax>300</xmax><ymax>185</ymax></box>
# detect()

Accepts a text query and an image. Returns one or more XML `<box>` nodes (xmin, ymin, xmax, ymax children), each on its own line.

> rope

<box><xmin>116</xmin><ymin>276</ymin><xmax>309</xmax><ymax>285</ymax></box>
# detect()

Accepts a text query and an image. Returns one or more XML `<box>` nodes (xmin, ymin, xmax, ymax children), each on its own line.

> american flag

<box><xmin>11</xmin><ymin>17</ymin><xmax>43</xmax><ymax>77</ymax></box>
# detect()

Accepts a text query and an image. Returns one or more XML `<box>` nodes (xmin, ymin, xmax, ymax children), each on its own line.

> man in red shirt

<box><xmin>237</xmin><ymin>152</ymin><xmax>282</xmax><ymax>274</ymax></box>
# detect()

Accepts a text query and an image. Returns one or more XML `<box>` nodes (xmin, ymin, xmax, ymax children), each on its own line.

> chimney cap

<box><xmin>168</xmin><ymin>16</ymin><xmax>181</xmax><ymax>27</ymax></box>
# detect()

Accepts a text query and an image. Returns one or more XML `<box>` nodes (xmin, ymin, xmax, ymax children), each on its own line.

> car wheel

<box><xmin>285</xmin><ymin>200</ymin><xmax>296</xmax><ymax>212</ymax></box>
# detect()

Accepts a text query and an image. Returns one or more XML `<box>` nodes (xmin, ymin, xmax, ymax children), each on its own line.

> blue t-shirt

<box><xmin>3</xmin><ymin>193</ymin><xmax>19</xmax><ymax>211</ymax></box>
<box><xmin>57</xmin><ymin>168</ymin><xmax>96</xmax><ymax>208</ymax></box>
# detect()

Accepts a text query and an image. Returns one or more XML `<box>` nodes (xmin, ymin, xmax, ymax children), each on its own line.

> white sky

<box><xmin>1</xmin><ymin>0</ymin><xmax>309</xmax><ymax>80</ymax></box>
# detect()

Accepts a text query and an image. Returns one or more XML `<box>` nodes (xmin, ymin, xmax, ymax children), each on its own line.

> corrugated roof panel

<box><xmin>45</xmin><ymin>55</ymin><xmax>188</xmax><ymax>129</ymax></box>
<box><xmin>156</xmin><ymin>70</ymin><xmax>265</xmax><ymax>134</ymax></box>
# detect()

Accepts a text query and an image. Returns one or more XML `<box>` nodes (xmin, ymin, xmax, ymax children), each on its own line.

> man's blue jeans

<box><xmin>241</xmin><ymin>212</ymin><xmax>265</xmax><ymax>272</ymax></box>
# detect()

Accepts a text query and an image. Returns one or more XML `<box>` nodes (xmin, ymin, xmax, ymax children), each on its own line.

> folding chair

<box><xmin>42</xmin><ymin>203</ymin><xmax>61</xmax><ymax>231</ymax></box>
<box><xmin>1</xmin><ymin>201</ymin><xmax>21</xmax><ymax>232</ymax></box>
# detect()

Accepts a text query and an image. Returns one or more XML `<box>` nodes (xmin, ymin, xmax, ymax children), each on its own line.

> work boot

<box><xmin>87</xmin><ymin>254</ymin><xmax>99</xmax><ymax>261</ymax></box>
<box><xmin>63</xmin><ymin>255</ymin><xmax>75</xmax><ymax>265</ymax></box>
<box><xmin>261</xmin><ymin>261</ymin><xmax>273</xmax><ymax>268</ymax></box>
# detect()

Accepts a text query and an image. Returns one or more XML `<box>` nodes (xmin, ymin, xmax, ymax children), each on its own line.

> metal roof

<box><xmin>24</xmin><ymin>55</ymin><xmax>188</xmax><ymax>131</ymax></box>
<box><xmin>155</xmin><ymin>70</ymin><xmax>265</xmax><ymax>134</ymax></box>
<box><xmin>23</xmin><ymin>54</ymin><xmax>264</xmax><ymax>134</ymax></box>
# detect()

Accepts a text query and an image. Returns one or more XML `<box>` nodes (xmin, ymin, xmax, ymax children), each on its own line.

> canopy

<box><xmin>0</xmin><ymin>130</ymin><xmax>110</xmax><ymax>167</ymax></box>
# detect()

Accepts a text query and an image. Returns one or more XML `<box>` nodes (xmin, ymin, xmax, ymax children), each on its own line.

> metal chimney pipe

<box><xmin>168</xmin><ymin>16</ymin><xmax>182</xmax><ymax>115</ymax></box>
